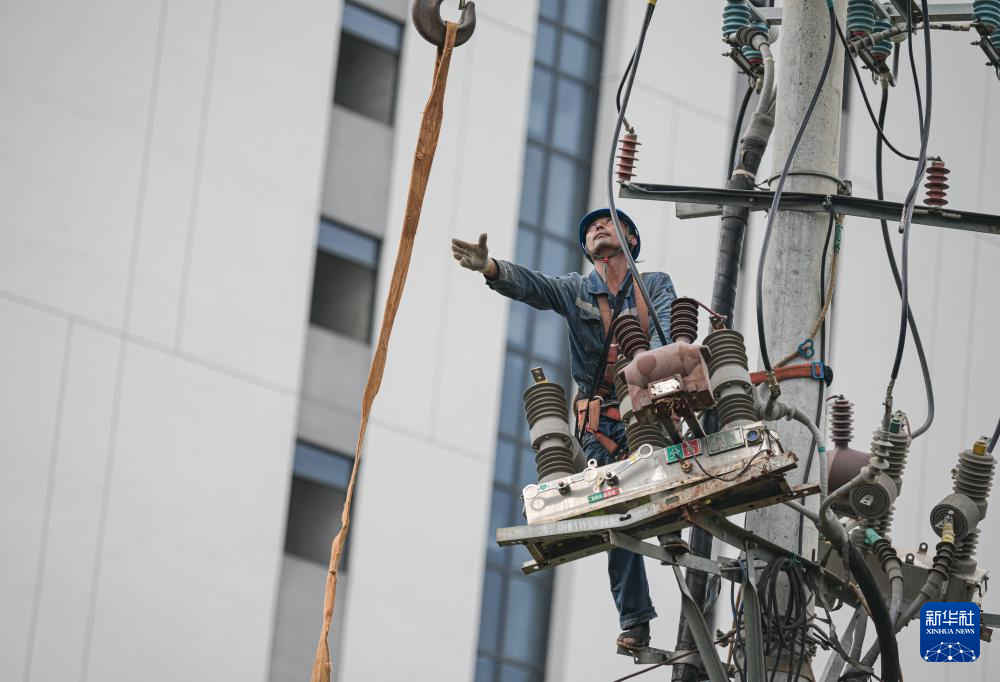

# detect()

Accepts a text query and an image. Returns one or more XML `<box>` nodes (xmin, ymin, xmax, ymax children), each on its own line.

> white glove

<box><xmin>451</xmin><ymin>233</ymin><xmax>491</xmax><ymax>272</ymax></box>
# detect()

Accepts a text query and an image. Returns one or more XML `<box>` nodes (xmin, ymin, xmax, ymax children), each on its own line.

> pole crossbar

<box><xmin>620</xmin><ymin>182</ymin><xmax>1000</xmax><ymax>236</ymax></box>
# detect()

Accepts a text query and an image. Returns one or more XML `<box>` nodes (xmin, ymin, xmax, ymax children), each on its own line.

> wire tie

<box><xmin>797</xmin><ymin>338</ymin><xmax>815</xmax><ymax>359</ymax></box>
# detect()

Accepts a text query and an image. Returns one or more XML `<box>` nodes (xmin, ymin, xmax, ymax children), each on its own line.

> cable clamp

<box><xmin>797</xmin><ymin>338</ymin><xmax>815</xmax><ymax>359</ymax></box>
<box><xmin>810</xmin><ymin>362</ymin><xmax>825</xmax><ymax>380</ymax></box>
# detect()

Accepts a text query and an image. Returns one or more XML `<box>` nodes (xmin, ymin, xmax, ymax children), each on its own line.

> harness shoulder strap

<box><xmin>597</xmin><ymin>294</ymin><xmax>612</xmax><ymax>335</ymax></box>
<box><xmin>636</xmin><ymin>274</ymin><xmax>651</xmax><ymax>340</ymax></box>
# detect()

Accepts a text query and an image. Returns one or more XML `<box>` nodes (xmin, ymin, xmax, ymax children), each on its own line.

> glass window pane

<box><xmin>535</xmin><ymin>22</ymin><xmax>557</xmax><ymax>67</ymax></box>
<box><xmin>310</xmin><ymin>251</ymin><xmax>376</xmax><ymax>342</ymax></box>
<box><xmin>552</xmin><ymin>77</ymin><xmax>595</xmax><ymax>157</ymax></box>
<box><xmin>334</xmin><ymin>34</ymin><xmax>399</xmax><ymax>124</ymax></box>
<box><xmin>564</xmin><ymin>0</ymin><xmax>604</xmax><ymax>38</ymax></box>
<box><xmin>501</xmin><ymin>576</ymin><xmax>550</xmax><ymax>665</ymax></box>
<box><xmin>476</xmin><ymin>656</ymin><xmax>497</xmax><ymax>682</ymax></box>
<box><xmin>519</xmin><ymin>145</ymin><xmax>545</xmax><ymax>226</ymax></box>
<box><xmin>527</xmin><ymin>68</ymin><xmax>553</xmax><ymax>141</ymax></box>
<box><xmin>507</xmin><ymin>301</ymin><xmax>530</xmax><ymax>350</ymax></box>
<box><xmin>317</xmin><ymin>220</ymin><xmax>379</xmax><ymax>267</ymax></box>
<box><xmin>543</xmin><ymin>155</ymin><xmax>588</xmax><ymax>236</ymax></box>
<box><xmin>284</xmin><ymin>477</ymin><xmax>348</xmax><ymax>565</ymax></box>
<box><xmin>499</xmin><ymin>353</ymin><xmax>528</xmax><ymax>437</ymax></box>
<box><xmin>293</xmin><ymin>442</ymin><xmax>353</xmax><ymax>488</ymax></box>
<box><xmin>478</xmin><ymin>568</ymin><xmax>504</xmax><ymax>652</ymax></box>
<box><xmin>499</xmin><ymin>662</ymin><xmax>538</xmax><ymax>682</ymax></box>
<box><xmin>539</xmin><ymin>0</ymin><xmax>561</xmax><ymax>21</ymax></box>
<box><xmin>558</xmin><ymin>32</ymin><xmax>600</xmax><ymax>81</ymax></box>
<box><xmin>530</xmin><ymin>308</ymin><xmax>565</xmax><ymax>363</ymax></box>
<box><xmin>342</xmin><ymin>2</ymin><xmax>403</xmax><ymax>52</ymax></box>
<box><xmin>487</xmin><ymin>488</ymin><xmax>513</xmax><ymax>566</ymax></box>
<box><xmin>539</xmin><ymin>236</ymin><xmax>575</xmax><ymax>276</ymax></box>
<box><xmin>514</xmin><ymin>227</ymin><xmax>538</xmax><ymax>270</ymax></box>
<box><xmin>494</xmin><ymin>438</ymin><xmax>518</xmax><ymax>486</ymax></box>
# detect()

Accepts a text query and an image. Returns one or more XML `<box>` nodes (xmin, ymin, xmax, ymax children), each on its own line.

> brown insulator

<box><xmin>616</xmin><ymin>132</ymin><xmax>640</xmax><ymax>183</ymax></box>
<box><xmin>923</xmin><ymin>157</ymin><xmax>950</xmax><ymax>207</ymax></box>
<box><xmin>828</xmin><ymin>396</ymin><xmax>854</xmax><ymax>447</ymax></box>
<box><xmin>611</xmin><ymin>314</ymin><xmax>649</xmax><ymax>359</ymax></box>
<box><xmin>613</xmin><ymin>355</ymin><xmax>631</xmax><ymax>403</ymax></box>
<box><xmin>670</xmin><ymin>297</ymin><xmax>699</xmax><ymax>344</ymax></box>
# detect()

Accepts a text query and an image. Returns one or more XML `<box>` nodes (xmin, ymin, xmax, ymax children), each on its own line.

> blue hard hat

<box><xmin>578</xmin><ymin>208</ymin><xmax>640</xmax><ymax>263</ymax></box>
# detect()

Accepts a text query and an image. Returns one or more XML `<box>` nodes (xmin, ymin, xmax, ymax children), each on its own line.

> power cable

<box><xmin>796</xmin><ymin>210</ymin><xmax>836</xmax><ymax>555</ymax></box>
<box><xmin>888</xmin><ymin>0</ymin><xmax>933</xmax><ymax>394</ymax></box>
<box><xmin>755</xmin><ymin>2</ymin><xmax>838</xmax><ymax>377</ymax></box>
<box><xmin>605</xmin><ymin>0</ymin><xmax>668</xmax><ymax>347</ymax></box>
<box><xmin>729</xmin><ymin>83</ymin><xmax>756</xmax><ymax>175</ymax></box>
<box><xmin>832</xmin><ymin>16</ymin><xmax>918</xmax><ymax>161</ymax></box>
<box><xmin>874</xmin><ymin>82</ymin><xmax>935</xmax><ymax>438</ymax></box>
<box><xmin>988</xmin><ymin>415</ymin><xmax>1000</xmax><ymax>454</ymax></box>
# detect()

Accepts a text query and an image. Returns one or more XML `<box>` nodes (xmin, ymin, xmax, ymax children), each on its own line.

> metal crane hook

<box><xmin>411</xmin><ymin>0</ymin><xmax>476</xmax><ymax>47</ymax></box>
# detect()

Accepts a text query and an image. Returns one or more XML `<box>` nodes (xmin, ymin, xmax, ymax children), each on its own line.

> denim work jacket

<box><xmin>486</xmin><ymin>259</ymin><xmax>677</xmax><ymax>400</ymax></box>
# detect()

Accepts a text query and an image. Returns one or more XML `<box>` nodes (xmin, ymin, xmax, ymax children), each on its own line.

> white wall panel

<box><xmin>177</xmin><ymin>0</ymin><xmax>337</xmax><ymax>389</ymax></box>
<box><xmin>0</xmin><ymin>299</ymin><xmax>69</xmax><ymax>682</ymax></box>
<box><xmin>26</xmin><ymin>323</ymin><xmax>120</xmax><ymax>682</ymax></box>
<box><xmin>0</xmin><ymin>1</ymin><xmax>161</xmax><ymax>328</ymax></box>
<box><xmin>369</xmin><ymin>12</ymin><xmax>533</xmax><ymax>455</ymax></box>
<box><xmin>127</xmin><ymin>0</ymin><xmax>219</xmax><ymax>345</ymax></box>
<box><xmin>84</xmin><ymin>342</ymin><xmax>296</xmax><ymax>682</ymax></box>
<box><xmin>338</xmin><ymin>426</ymin><xmax>491</xmax><ymax>681</ymax></box>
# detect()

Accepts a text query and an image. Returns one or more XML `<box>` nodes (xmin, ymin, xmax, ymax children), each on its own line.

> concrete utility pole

<box><xmin>744</xmin><ymin>0</ymin><xmax>846</xmax><ymax>673</ymax></box>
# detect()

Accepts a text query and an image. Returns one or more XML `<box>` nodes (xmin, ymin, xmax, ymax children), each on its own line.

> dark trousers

<box><xmin>581</xmin><ymin>415</ymin><xmax>658</xmax><ymax>630</ymax></box>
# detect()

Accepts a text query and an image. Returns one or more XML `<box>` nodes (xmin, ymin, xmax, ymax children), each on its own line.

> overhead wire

<box><xmin>755</xmin><ymin>1</ymin><xmax>838</xmax><ymax>377</ymax></box>
<box><xmin>874</xmin><ymin>65</ymin><xmax>935</xmax><ymax>438</ymax></box>
<box><xmin>605</xmin><ymin>0</ymin><xmax>668</xmax><ymax>347</ymax></box>
<box><xmin>887</xmin><ymin>0</ymin><xmax>934</xmax><ymax>405</ymax></box>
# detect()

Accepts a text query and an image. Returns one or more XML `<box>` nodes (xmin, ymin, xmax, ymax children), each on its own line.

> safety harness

<box><xmin>575</xmin><ymin>273</ymin><xmax>650</xmax><ymax>457</ymax></box>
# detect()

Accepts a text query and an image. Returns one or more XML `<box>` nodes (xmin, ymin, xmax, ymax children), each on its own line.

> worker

<box><xmin>451</xmin><ymin>208</ymin><xmax>677</xmax><ymax>651</ymax></box>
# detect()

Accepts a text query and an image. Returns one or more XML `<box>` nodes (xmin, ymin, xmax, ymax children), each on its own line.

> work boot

<box><xmin>616</xmin><ymin>621</ymin><xmax>651</xmax><ymax>651</ymax></box>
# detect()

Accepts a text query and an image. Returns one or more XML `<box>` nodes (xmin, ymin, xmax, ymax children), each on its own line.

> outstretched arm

<box><xmin>451</xmin><ymin>233</ymin><xmax>575</xmax><ymax>315</ymax></box>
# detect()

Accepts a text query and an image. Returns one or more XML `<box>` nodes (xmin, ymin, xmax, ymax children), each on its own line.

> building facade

<box><xmin>1</xmin><ymin>2</ymin><xmax>997</xmax><ymax>682</ymax></box>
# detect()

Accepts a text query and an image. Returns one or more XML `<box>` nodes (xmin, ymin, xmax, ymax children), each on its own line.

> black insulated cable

<box><xmin>606</xmin><ymin>0</ymin><xmax>668</xmax><ymax>347</ymax></box>
<box><xmin>729</xmin><ymin>83</ymin><xmax>756</xmax><ymax>175</ymax></box>
<box><xmin>833</xmin><ymin>16</ymin><xmax>918</xmax><ymax>161</ymax></box>
<box><xmin>755</xmin><ymin>2</ymin><xmax>838</xmax><ymax>375</ymax></box>
<box><xmin>847</xmin><ymin>542</ymin><xmax>901</xmax><ymax>682</ymax></box>
<box><xmin>988</xmin><ymin>415</ymin><xmax>1000</xmax><ymax>454</ymax></box>
<box><xmin>889</xmin><ymin>0</ymin><xmax>933</xmax><ymax>386</ymax></box>
<box><xmin>875</xmin><ymin>86</ymin><xmax>935</xmax><ymax>438</ymax></box>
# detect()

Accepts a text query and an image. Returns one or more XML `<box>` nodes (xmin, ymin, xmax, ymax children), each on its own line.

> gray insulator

<box><xmin>868</xmin><ymin>414</ymin><xmax>910</xmax><ymax>535</ymax></box>
<box><xmin>717</xmin><ymin>393</ymin><xmax>758</xmax><ymax>427</ymax></box>
<box><xmin>704</xmin><ymin>329</ymin><xmax>749</xmax><ymax>373</ymax></box>
<box><xmin>523</xmin><ymin>380</ymin><xmax>577</xmax><ymax>482</ymax></box>
<box><xmin>849</xmin><ymin>473</ymin><xmax>897</xmax><ymax>520</ymax></box>
<box><xmin>626</xmin><ymin>421</ymin><xmax>669</xmax><ymax>454</ymax></box>
<box><xmin>951</xmin><ymin>447</ymin><xmax>996</xmax><ymax>571</ymax></box>
<box><xmin>704</xmin><ymin>329</ymin><xmax>758</xmax><ymax>428</ymax></box>
<box><xmin>929</xmin><ymin>492</ymin><xmax>982</xmax><ymax>540</ymax></box>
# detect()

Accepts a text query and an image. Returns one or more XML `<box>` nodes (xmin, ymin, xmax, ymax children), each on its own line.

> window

<box><xmin>475</xmin><ymin>2</ymin><xmax>608</xmax><ymax>680</ymax></box>
<box><xmin>310</xmin><ymin>219</ymin><xmax>380</xmax><ymax>342</ymax></box>
<box><xmin>284</xmin><ymin>441</ymin><xmax>354</xmax><ymax>565</ymax></box>
<box><xmin>333</xmin><ymin>2</ymin><xmax>403</xmax><ymax>124</ymax></box>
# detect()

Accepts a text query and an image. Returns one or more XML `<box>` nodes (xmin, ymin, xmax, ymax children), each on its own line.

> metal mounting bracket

<box><xmin>620</xmin><ymin>182</ymin><xmax>1000</xmax><ymax>237</ymax></box>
